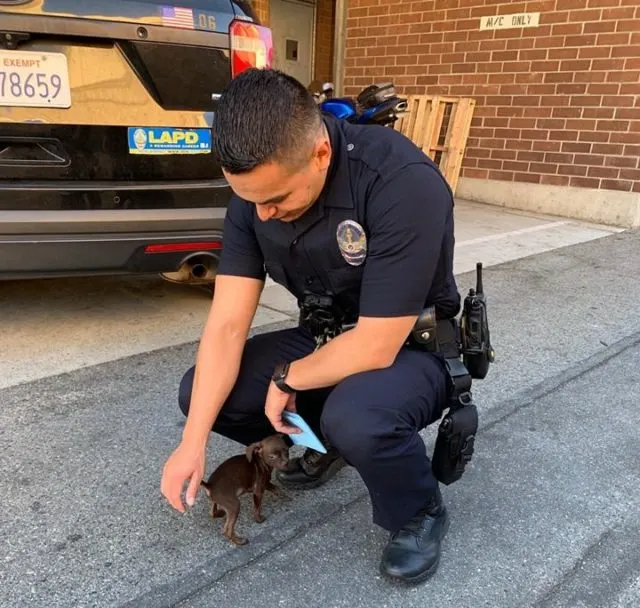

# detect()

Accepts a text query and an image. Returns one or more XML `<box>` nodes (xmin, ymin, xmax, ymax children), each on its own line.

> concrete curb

<box><xmin>457</xmin><ymin>177</ymin><xmax>640</xmax><ymax>229</ymax></box>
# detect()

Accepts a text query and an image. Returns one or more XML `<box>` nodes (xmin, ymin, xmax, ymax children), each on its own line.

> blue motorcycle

<box><xmin>310</xmin><ymin>81</ymin><xmax>408</xmax><ymax>128</ymax></box>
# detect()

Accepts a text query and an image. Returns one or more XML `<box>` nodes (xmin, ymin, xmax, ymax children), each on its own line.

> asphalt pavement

<box><xmin>1</xmin><ymin>228</ymin><xmax>639</xmax><ymax>608</ymax></box>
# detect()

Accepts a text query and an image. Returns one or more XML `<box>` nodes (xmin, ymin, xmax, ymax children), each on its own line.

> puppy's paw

<box><xmin>267</xmin><ymin>483</ymin><xmax>291</xmax><ymax>501</ymax></box>
<box><xmin>276</xmin><ymin>489</ymin><xmax>292</xmax><ymax>502</ymax></box>
<box><xmin>230</xmin><ymin>535</ymin><xmax>248</xmax><ymax>546</ymax></box>
<box><xmin>279</xmin><ymin>491</ymin><xmax>292</xmax><ymax>502</ymax></box>
<box><xmin>254</xmin><ymin>514</ymin><xmax>266</xmax><ymax>524</ymax></box>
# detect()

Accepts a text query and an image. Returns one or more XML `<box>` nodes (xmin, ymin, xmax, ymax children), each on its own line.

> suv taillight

<box><xmin>229</xmin><ymin>19</ymin><xmax>273</xmax><ymax>78</ymax></box>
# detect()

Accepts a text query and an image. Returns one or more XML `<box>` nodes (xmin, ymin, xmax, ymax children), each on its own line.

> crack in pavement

<box><xmin>533</xmin><ymin>519</ymin><xmax>640</xmax><ymax>608</ymax></box>
<box><xmin>480</xmin><ymin>328</ymin><xmax>640</xmax><ymax>432</ymax></box>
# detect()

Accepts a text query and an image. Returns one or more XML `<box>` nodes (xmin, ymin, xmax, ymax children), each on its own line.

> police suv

<box><xmin>0</xmin><ymin>0</ymin><xmax>272</xmax><ymax>283</ymax></box>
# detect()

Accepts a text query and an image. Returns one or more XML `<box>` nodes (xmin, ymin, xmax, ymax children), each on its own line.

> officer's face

<box><xmin>223</xmin><ymin>135</ymin><xmax>332</xmax><ymax>223</ymax></box>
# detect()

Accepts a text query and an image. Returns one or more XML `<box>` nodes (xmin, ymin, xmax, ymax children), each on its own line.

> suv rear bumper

<box><xmin>0</xmin><ymin>208</ymin><xmax>226</xmax><ymax>279</ymax></box>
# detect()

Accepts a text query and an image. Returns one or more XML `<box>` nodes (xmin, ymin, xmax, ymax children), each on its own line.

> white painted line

<box><xmin>456</xmin><ymin>221</ymin><xmax>569</xmax><ymax>247</ymax></box>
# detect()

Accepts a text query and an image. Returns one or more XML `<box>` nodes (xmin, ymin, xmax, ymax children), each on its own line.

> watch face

<box><xmin>273</xmin><ymin>363</ymin><xmax>294</xmax><ymax>393</ymax></box>
<box><xmin>273</xmin><ymin>363</ymin><xmax>288</xmax><ymax>383</ymax></box>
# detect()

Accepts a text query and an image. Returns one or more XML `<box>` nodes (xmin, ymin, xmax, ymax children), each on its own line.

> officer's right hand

<box><xmin>160</xmin><ymin>441</ymin><xmax>205</xmax><ymax>513</ymax></box>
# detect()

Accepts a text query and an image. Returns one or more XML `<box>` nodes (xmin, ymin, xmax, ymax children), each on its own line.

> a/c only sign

<box><xmin>480</xmin><ymin>12</ymin><xmax>541</xmax><ymax>30</ymax></box>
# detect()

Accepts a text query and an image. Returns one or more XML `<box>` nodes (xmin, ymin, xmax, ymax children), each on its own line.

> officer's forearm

<box><xmin>286</xmin><ymin>326</ymin><xmax>396</xmax><ymax>391</ymax></box>
<box><xmin>181</xmin><ymin>323</ymin><xmax>246</xmax><ymax>448</ymax></box>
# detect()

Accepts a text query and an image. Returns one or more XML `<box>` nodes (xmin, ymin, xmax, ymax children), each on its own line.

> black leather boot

<box><xmin>379</xmin><ymin>487</ymin><xmax>449</xmax><ymax>584</ymax></box>
<box><xmin>275</xmin><ymin>442</ymin><xmax>346</xmax><ymax>489</ymax></box>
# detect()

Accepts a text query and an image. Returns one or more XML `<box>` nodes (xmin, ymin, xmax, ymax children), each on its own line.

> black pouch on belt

<box><xmin>408</xmin><ymin>305</ymin><xmax>460</xmax><ymax>359</ymax></box>
<box><xmin>431</xmin><ymin>358</ymin><xmax>478</xmax><ymax>485</ymax></box>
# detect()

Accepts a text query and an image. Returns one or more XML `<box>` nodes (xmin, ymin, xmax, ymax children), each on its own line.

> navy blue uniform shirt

<box><xmin>216</xmin><ymin>114</ymin><xmax>461</xmax><ymax>322</ymax></box>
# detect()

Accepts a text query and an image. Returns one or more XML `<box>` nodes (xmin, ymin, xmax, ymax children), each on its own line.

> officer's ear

<box><xmin>312</xmin><ymin>136</ymin><xmax>331</xmax><ymax>172</ymax></box>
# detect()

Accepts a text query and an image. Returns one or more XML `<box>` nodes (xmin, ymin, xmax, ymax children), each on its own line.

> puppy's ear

<box><xmin>246</xmin><ymin>441</ymin><xmax>262</xmax><ymax>462</ymax></box>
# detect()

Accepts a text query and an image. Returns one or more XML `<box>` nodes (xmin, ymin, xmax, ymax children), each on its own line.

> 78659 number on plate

<box><xmin>0</xmin><ymin>49</ymin><xmax>72</xmax><ymax>109</ymax></box>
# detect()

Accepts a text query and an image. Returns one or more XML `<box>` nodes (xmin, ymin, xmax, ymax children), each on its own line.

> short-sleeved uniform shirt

<box><xmin>216</xmin><ymin>113</ymin><xmax>461</xmax><ymax>323</ymax></box>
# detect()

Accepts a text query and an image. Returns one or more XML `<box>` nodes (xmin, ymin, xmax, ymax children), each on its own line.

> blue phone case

<box><xmin>281</xmin><ymin>411</ymin><xmax>327</xmax><ymax>454</ymax></box>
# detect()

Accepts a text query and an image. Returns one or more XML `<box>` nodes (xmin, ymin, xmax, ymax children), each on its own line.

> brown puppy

<box><xmin>200</xmin><ymin>434</ymin><xmax>290</xmax><ymax>545</ymax></box>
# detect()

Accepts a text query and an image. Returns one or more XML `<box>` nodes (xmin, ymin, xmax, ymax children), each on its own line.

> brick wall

<box><xmin>343</xmin><ymin>0</ymin><xmax>640</xmax><ymax>194</ymax></box>
<box><xmin>314</xmin><ymin>0</ymin><xmax>336</xmax><ymax>83</ymax></box>
<box><xmin>252</xmin><ymin>0</ymin><xmax>270</xmax><ymax>24</ymax></box>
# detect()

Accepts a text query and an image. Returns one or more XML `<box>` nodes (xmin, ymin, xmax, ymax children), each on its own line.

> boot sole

<box><xmin>276</xmin><ymin>456</ymin><xmax>347</xmax><ymax>490</ymax></box>
<box><xmin>380</xmin><ymin>511</ymin><xmax>451</xmax><ymax>585</ymax></box>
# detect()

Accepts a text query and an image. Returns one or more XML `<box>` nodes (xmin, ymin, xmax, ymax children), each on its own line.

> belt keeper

<box><xmin>445</xmin><ymin>357</ymin><xmax>473</xmax><ymax>399</ymax></box>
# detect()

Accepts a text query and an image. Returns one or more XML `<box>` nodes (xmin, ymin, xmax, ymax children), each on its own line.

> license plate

<box><xmin>0</xmin><ymin>49</ymin><xmax>71</xmax><ymax>108</ymax></box>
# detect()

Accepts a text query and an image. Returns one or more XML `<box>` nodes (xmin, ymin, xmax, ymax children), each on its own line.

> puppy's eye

<box><xmin>269</xmin><ymin>454</ymin><xmax>277</xmax><ymax>460</ymax></box>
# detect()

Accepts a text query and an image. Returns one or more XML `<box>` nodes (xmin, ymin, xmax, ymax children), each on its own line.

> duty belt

<box><xmin>300</xmin><ymin>302</ymin><xmax>459</xmax><ymax>359</ymax></box>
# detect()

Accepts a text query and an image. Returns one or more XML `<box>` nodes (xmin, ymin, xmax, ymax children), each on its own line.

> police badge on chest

<box><xmin>336</xmin><ymin>220</ymin><xmax>367</xmax><ymax>266</ymax></box>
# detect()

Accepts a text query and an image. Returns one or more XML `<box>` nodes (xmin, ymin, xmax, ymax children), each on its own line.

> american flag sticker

<box><xmin>161</xmin><ymin>6</ymin><xmax>195</xmax><ymax>29</ymax></box>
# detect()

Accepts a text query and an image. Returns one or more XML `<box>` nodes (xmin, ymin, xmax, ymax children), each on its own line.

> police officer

<box><xmin>160</xmin><ymin>68</ymin><xmax>462</xmax><ymax>584</ymax></box>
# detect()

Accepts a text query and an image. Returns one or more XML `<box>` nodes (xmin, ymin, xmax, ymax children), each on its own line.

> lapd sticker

<box><xmin>127</xmin><ymin>127</ymin><xmax>211</xmax><ymax>155</ymax></box>
<box><xmin>336</xmin><ymin>220</ymin><xmax>367</xmax><ymax>266</ymax></box>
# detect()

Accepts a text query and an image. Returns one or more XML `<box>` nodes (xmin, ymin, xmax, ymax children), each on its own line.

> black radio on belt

<box><xmin>459</xmin><ymin>262</ymin><xmax>495</xmax><ymax>379</ymax></box>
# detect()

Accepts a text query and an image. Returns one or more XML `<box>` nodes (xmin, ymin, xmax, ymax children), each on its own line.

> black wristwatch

<box><xmin>272</xmin><ymin>362</ymin><xmax>296</xmax><ymax>394</ymax></box>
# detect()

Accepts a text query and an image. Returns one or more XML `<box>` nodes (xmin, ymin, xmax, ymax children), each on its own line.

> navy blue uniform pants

<box><xmin>178</xmin><ymin>327</ymin><xmax>449</xmax><ymax>532</ymax></box>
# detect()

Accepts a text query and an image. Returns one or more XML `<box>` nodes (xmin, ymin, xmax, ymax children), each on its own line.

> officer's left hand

<box><xmin>265</xmin><ymin>381</ymin><xmax>301</xmax><ymax>435</ymax></box>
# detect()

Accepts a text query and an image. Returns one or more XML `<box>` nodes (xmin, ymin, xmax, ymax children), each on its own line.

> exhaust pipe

<box><xmin>160</xmin><ymin>253</ymin><xmax>218</xmax><ymax>285</ymax></box>
<box><xmin>188</xmin><ymin>262</ymin><xmax>215</xmax><ymax>281</ymax></box>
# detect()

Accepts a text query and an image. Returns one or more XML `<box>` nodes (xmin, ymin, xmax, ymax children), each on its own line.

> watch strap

<box><xmin>272</xmin><ymin>361</ymin><xmax>296</xmax><ymax>394</ymax></box>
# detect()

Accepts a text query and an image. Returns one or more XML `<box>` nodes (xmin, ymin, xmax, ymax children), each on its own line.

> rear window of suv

<box><xmin>132</xmin><ymin>0</ymin><xmax>233</xmax><ymax>8</ymax></box>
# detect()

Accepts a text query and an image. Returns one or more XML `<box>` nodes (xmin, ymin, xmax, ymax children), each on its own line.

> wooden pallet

<box><xmin>393</xmin><ymin>95</ymin><xmax>476</xmax><ymax>194</ymax></box>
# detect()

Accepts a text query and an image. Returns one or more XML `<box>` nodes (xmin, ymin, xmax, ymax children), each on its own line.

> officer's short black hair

<box><xmin>212</xmin><ymin>68</ymin><xmax>323</xmax><ymax>174</ymax></box>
